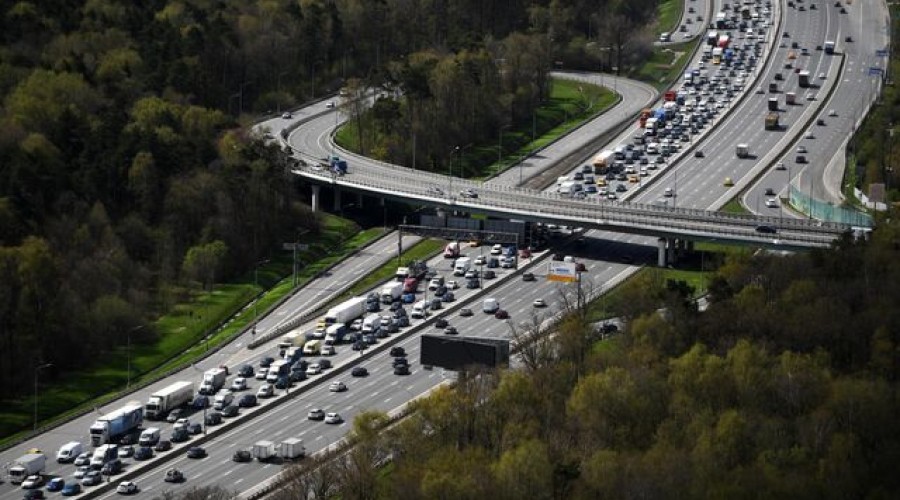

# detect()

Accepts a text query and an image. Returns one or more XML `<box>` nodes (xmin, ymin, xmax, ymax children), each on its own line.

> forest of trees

<box><xmin>263</xmin><ymin>220</ymin><xmax>900</xmax><ymax>499</ymax></box>
<box><xmin>0</xmin><ymin>0</ymin><xmax>661</xmax><ymax>407</ymax></box>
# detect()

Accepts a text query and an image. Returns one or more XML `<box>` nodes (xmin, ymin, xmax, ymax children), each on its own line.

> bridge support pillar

<box><xmin>311</xmin><ymin>185</ymin><xmax>321</xmax><ymax>212</ymax></box>
<box><xmin>357</xmin><ymin>192</ymin><xmax>364</xmax><ymax>208</ymax></box>
<box><xmin>667</xmin><ymin>238</ymin><xmax>677</xmax><ymax>265</ymax></box>
<box><xmin>657</xmin><ymin>238</ymin><xmax>667</xmax><ymax>267</ymax></box>
<box><xmin>333</xmin><ymin>187</ymin><xmax>342</xmax><ymax>211</ymax></box>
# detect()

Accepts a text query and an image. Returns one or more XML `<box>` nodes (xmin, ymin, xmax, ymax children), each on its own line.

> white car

<box><xmin>804</xmin><ymin>130</ymin><xmax>814</xmax><ymax>139</ymax></box>
<box><xmin>255</xmin><ymin>367</ymin><xmax>268</xmax><ymax>380</ymax></box>
<box><xmin>828</xmin><ymin>109</ymin><xmax>837</xmax><ymax>116</ymax></box>
<box><xmin>256</xmin><ymin>383</ymin><xmax>274</xmax><ymax>398</ymax></box>
<box><xmin>306</xmin><ymin>363</ymin><xmax>322</xmax><ymax>376</ymax></box>
<box><xmin>321</xmin><ymin>344</ymin><xmax>336</xmax><ymax>355</ymax></box>
<box><xmin>490</xmin><ymin>244</ymin><xmax>503</xmax><ymax>255</ymax></box>
<box><xmin>74</xmin><ymin>465</ymin><xmax>91</xmax><ymax>479</ymax></box>
<box><xmin>281</xmin><ymin>112</ymin><xmax>291</xmax><ymax>119</ymax></box>
<box><xmin>230</xmin><ymin>377</ymin><xmax>247</xmax><ymax>391</ymax></box>
<box><xmin>775</xmin><ymin>161</ymin><xmax>786</xmax><ymax>171</ymax></box>
<box><xmin>307</xmin><ymin>408</ymin><xmax>325</xmax><ymax>420</ymax></box>
<box><xmin>473</xmin><ymin>255</ymin><xmax>486</xmax><ymax>265</ymax></box>
<box><xmin>173</xmin><ymin>418</ymin><xmax>191</xmax><ymax>431</ymax></box>
<box><xmin>116</xmin><ymin>481</ymin><xmax>139</xmax><ymax>495</ymax></box>
<box><xmin>21</xmin><ymin>475</ymin><xmax>43</xmax><ymax>489</ymax></box>
<box><xmin>446</xmin><ymin>280</ymin><xmax>459</xmax><ymax>290</ymax></box>
<box><xmin>329</xmin><ymin>381</ymin><xmax>347</xmax><ymax>392</ymax></box>
<box><xmin>765</xmin><ymin>198</ymin><xmax>779</xmax><ymax>208</ymax></box>
<box><xmin>806</xmin><ymin>92</ymin><xmax>816</xmax><ymax>101</ymax></box>
<box><xmin>325</xmin><ymin>101</ymin><xmax>335</xmax><ymax>108</ymax></box>
<box><xmin>818</xmin><ymin>72</ymin><xmax>826</xmax><ymax>80</ymax></box>
<box><xmin>324</xmin><ymin>412</ymin><xmax>343</xmax><ymax>424</ymax></box>
<box><xmin>533</xmin><ymin>298</ymin><xmax>547</xmax><ymax>308</ymax></box>
<box><xmin>74</xmin><ymin>452</ymin><xmax>91</xmax><ymax>466</ymax></box>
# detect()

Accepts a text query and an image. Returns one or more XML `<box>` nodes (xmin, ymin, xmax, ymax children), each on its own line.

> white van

<box><xmin>56</xmin><ymin>441</ymin><xmax>84</xmax><ymax>463</ymax></box>
<box><xmin>302</xmin><ymin>339</ymin><xmax>322</xmax><ymax>355</ymax></box>
<box><xmin>482</xmin><ymin>298</ymin><xmax>500</xmax><ymax>313</ymax></box>
<box><xmin>138</xmin><ymin>428</ymin><xmax>161</xmax><ymax>447</ymax></box>
<box><xmin>213</xmin><ymin>391</ymin><xmax>234</xmax><ymax>410</ymax></box>
<box><xmin>411</xmin><ymin>300</ymin><xmax>430</xmax><ymax>318</ymax></box>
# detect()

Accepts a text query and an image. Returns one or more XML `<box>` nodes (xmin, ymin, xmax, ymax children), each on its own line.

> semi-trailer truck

<box><xmin>380</xmin><ymin>282</ymin><xmax>403</xmax><ymax>304</ymax></box>
<box><xmin>824</xmin><ymin>40</ymin><xmax>835</xmax><ymax>54</ymax></box>
<box><xmin>145</xmin><ymin>381</ymin><xmax>194</xmax><ymax>420</ymax></box>
<box><xmin>592</xmin><ymin>150</ymin><xmax>615</xmax><ymax>174</ymax></box>
<box><xmin>9</xmin><ymin>453</ymin><xmax>47</xmax><ymax>483</ymax></box>
<box><xmin>89</xmin><ymin>403</ymin><xmax>143</xmax><ymax>446</ymax></box>
<box><xmin>324</xmin><ymin>297</ymin><xmax>367</xmax><ymax>325</ymax></box>
<box><xmin>324</xmin><ymin>324</ymin><xmax>348</xmax><ymax>345</ymax></box>
<box><xmin>199</xmin><ymin>367</ymin><xmax>227</xmax><ymax>395</ymax></box>
<box><xmin>767</xmin><ymin>98</ymin><xmax>778</xmax><ymax>111</ymax></box>
<box><xmin>443</xmin><ymin>241</ymin><xmax>461</xmax><ymax>258</ymax></box>
<box><xmin>280</xmin><ymin>438</ymin><xmax>306</xmax><ymax>460</ymax></box>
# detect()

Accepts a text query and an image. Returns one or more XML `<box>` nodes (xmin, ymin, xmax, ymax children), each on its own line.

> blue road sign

<box><xmin>876</xmin><ymin>49</ymin><xmax>888</xmax><ymax>57</ymax></box>
<box><xmin>869</xmin><ymin>67</ymin><xmax>884</xmax><ymax>76</ymax></box>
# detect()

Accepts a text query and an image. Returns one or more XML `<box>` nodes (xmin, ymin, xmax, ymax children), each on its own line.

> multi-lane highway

<box><xmin>1</xmin><ymin>1</ymin><xmax>887</xmax><ymax>499</ymax></box>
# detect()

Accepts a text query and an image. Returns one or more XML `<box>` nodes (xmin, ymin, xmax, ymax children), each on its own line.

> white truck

<box><xmin>277</xmin><ymin>329</ymin><xmax>304</xmax><ymax>349</ymax></box>
<box><xmin>453</xmin><ymin>257</ymin><xmax>471</xmax><ymax>276</ymax></box>
<box><xmin>361</xmin><ymin>313</ymin><xmax>381</xmax><ymax>333</ymax></box>
<box><xmin>199</xmin><ymin>367</ymin><xmax>227</xmax><ymax>395</ymax></box>
<box><xmin>323</xmin><ymin>297</ymin><xmax>367</xmax><ymax>325</ymax></box>
<box><xmin>735</xmin><ymin>144</ymin><xmax>750</xmax><ymax>158</ymax></box>
<box><xmin>145</xmin><ymin>381</ymin><xmax>194</xmax><ymax>420</ymax></box>
<box><xmin>8</xmin><ymin>453</ymin><xmax>46</xmax><ymax>483</ymax></box>
<box><xmin>279</xmin><ymin>438</ymin><xmax>306</xmax><ymax>460</ymax></box>
<box><xmin>379</xmin><ymin>282</ymin><xmax>403</xmax><ymax>304</ymax></box>
<box><xmin>89</xmin><ymin>403</ymin><xmax>143</xmax><ymax>446</ymax></box>
<box><xmin>252</xmin><ymin>440</ymin><xmax>277</xmax><ymax>462</ymax></box>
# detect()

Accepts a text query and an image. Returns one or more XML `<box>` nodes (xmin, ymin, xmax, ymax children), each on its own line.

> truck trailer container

<box><xmin>380</xmin><ymin>282</ymin><xmax>403</xmax><ymax>304</ymax></box>
<box><xmin>824</xmin><ymin>40</ymin><xmax>835</xmax><ymax>54</ymax></box>
<box><xmin>735</xmin><ymin>144</ymin><xmax>750</xmax><ymax>158</ymax></box>
<box><xmin>279</xmin><ymin>438</ymin><xmax>307</xmax><ymax>460</ymax></box>
<box><xmin>453</xmin><ymin>257</ymin><xmax>472</xmax><ymax>276</ymax></box>
<box><xmin>798</xmin><ymin>71</ymin><xmax>810</xmax><ymax>88</ymax></box>
<box><xmin>145</xmin><ymin>381</ymin><xmax>194</xmax><ymax>420</ymax></box>
<box><xmin>765</xmin><ymin>112</ymin><xmax>780</xmax><ymax>130</ymax></box>
<box><xmin>324</xmin><ymin>297</ymin><xmax>368</xmax><ymax>325</ymax></box>
<box><xmin>198</xmin><ymin>367</ymin><xmax>227</xmax><ymax>395</ymax></box>
<box><xmin>8</xmin><ymin>453</ymin><xmax>47</xmax><ymax>483</ymax></box>
<box><xmin>252</xmin><ymin>440</ymin><xmax>277</xmax><ymax>462</ymax></box>
<box><xmin>767</xmin><ymin>98</ymin><xmax>779</xmax><ymax>111</ymax></box>
<box><xmin>592</xmin><ymin>150</ymin><xmax>615</xmax><ymax>173</ymax></box>
<box><xmin>89</xmin><ymin>404</ymin><xmax>143</xmax><ymax>446</ymax></box>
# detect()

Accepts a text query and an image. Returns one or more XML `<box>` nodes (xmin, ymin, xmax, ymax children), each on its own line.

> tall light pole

<box><xmin>448</xmin><ymin>146</ymin><xmax>459</xmax><ymax>197</ymax></box>
<box><xmin>127</xmin><ymin>325</ymin><xmax>144</xmax><ymax>389</ymax></box>
<box><xmin>253</xmin><ymin>259</ymin><xmax>270</xmax><ymax>337</ymax></box>
<box><xmin>33</xmin><ymin>363</ymin><xmax>52</xmax><ymax>432</ymax></box>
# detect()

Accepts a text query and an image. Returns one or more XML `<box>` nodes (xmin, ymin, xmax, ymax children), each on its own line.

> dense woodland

<box><xmin>266</xmin><ymin>222</ymin><xmax>900</xmax><ymax>499</ymax></box>
<box><xmin>0</xmin><ymin>0</ymin><xmax>656</xmax><ymax>405</ymax></box>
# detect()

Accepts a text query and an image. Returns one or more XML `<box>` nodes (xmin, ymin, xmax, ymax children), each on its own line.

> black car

<box><xmin>289</xmin><ymin>370</ymin><xmax>307</xmax><ymax>383</ymax></box>
<box><xmin>522</xmin><ymin>272</ymin><xmax>535</xmax><ymax>281</ymax></box>
<box><xmin>293</xmin><ymin>359</ymin><xmax>309</xmax><ymax>372</ymax></box>
<box><xmin>394</xmin><ymin>364</ymin><xmax>411</xmax><ymax>375</ymax></box>
<box><xmin>394</xmin><ymin>315</ymin><xmax>410</xmax><ymax>327</ymax></box>
<box><xmin>483</xmin><ymin>270</ymin><xmax>496</xmax><ymax>279</ymax></box>
<box><xmin>694</xmin><ymin>150</ymin><xmax>705</xmax><ymax>158</ymax></box>
<box><xmin>186</xmin><ymin>446</ymin><xmax>207</xmax><ymax>459</ymax></box>
<box><xmin>259</xmin><ymin>356</ymin><xmax>274</xmax><ymax>368</ymax></box>
<box><xmin>134</xmin><ymin>446</ymin><xmax>154</xmax><ymax>460</ymax></box>
<box><xmin>170</xmin><ymin>428</ymin><xmax>190</xmax><ymax>443</ymax></box>
<box><xmin>189</xmin><ymin>423</ymin><xmax>203</xmax><ymax>435</ymax></box>
<box><xmin>389</xmin><ymin>301</ymin><xmax>402</xmax><ymax>311</ymax></box>
<box><xmin>233</xmin><ymin>450</ymin><xmax>252</xmax><ymax>463</ymax></box>
<box><xmin>393</xmin><ymin>357</ymin><xmax>409</xmax><ymax>367</ymax></box>
<box><xmin>435</xmin><ymin>318</ymin><xmax>449</xmax><ymax>329</ymax></box>
<box><xmin>352</xmin><ymin>340</ymin><xmax>367</xmax><ymax>351</ymax></box>
<box><xmin>319</xmin><ymin>359</ymin><xmax>332</xmax><ymax>369</ymax></box>
<box><xmin>205</xmin><ymin>412</ymin><xmax>223</xmax><ymax>426</ymax></box>
<box><xmin>192</xmin><ymin>395</ymin><xmax>209</xmax><ymax>410</ymax></box>
<box><xmin>164</xmin><ymin>468</ymin><xmax>185</xmax><ymax>483</ymax></box>
<box><xmin>238</xmin><ymin>394</ymin><xmax>257</xmax><ymax>408</ymax></box>
<box><xmin>433</xmin><ymin>285</ymin><xmax>447</xmax><ymax>297</ymax></box>
<box><xmin>238</xmin><ymin>364</ymin><xmax>254</xmax><ymax>377</ymax></box>
<box><xmin>466</xmin><ymin>279</ymin><xmax>480</xmax><ymax>289</ymax></box>
<box><xmin>274</xmin><ymin>376</ymin><xmax>292</xmax><ymax>389</ymax></box>
<box><xmin>351</xmin><ymin>366</ymin><xmax>369</xmax><ymax>377</ymax></box>
<box><xmin>221</xmin><ymin>405</ymin><xmax>240</xmax><ymax>417</ymax></box>
<box><xmin>154</xmin><ymin>440</ymin><xmax>172</xmax><ymax>452</ymax></box>
<box><xmin>24</xmin><ymin>491</ymin><xmax>45</xmax><ymax>500</ymax></box>
<box><xmin>445</xmin><ymin>326</ymin><xmax>458</xmax><ymax>335</ymax></box>
<box><xmin>101</xmin><ymin>458</ymin><xmax>123</xmax><ymax>475</ymax></box>
<box><xmin>755</xmin><ymin>225</ymin><xmax>778</xmax><ymax>234</ymax></box>
<box><xmin>459</xmin><ymin>308</ymin><xmax>473</xmax><ymax>317</ymax></box>
<box><xmin>390</xmin><ymin>346</ymin><xmax>406</xmax><ymax>357</ymax></box>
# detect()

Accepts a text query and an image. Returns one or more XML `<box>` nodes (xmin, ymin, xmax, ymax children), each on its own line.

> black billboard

<box><xmin>420</xmin><ymin>335</ymin><xmax>510</xmax><ymax>371</ymax></box>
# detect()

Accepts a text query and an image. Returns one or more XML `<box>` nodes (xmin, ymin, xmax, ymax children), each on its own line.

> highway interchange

<box><xmin>0</xmin><ymin>0</ymin><xmax>887</xmax><ymax>499</ymax></box>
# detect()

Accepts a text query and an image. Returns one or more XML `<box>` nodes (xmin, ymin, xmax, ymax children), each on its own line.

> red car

<box><xmin>494</xmin><ymin>309</ymin><xmax>509</xmax><ymax>319</ymax></box>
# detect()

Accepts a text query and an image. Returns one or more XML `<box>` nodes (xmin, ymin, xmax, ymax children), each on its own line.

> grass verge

<box><xmin>722</xmin><ymin>198</ymin><xmax>749</xmax><ymax>214</ymax></box>
<box><xmin>0</xmin><ymin>215</ymin><xmax>385</xmax><ymax>445</ymax></box>
<box><xmin>658</xmin><ymin>0</ymin><xmax>686</xmax><ymax>33</ymax></box>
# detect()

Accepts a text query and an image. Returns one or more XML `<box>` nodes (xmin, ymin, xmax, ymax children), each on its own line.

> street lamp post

<box><xmin>448</xmin><ymin>146</ymin><xmax>459</xmax><ymax>197</ymax></box>
<box><xmin>33</xmin><ymin>363</ymin><xmax>52</xmax><ymax>432</ymax></box>
<box><xmin>127</xmin><ymin>325</ymin><xmax>145</xmax><ymax>389</ymax></box>
<box><xmin>253</xmin><ymin>259</ymin><xmax>270</xmax><ymax>337</ymax></box>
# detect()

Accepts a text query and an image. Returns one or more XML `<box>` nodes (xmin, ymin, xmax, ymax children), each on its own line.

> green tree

<box><xmin>181</xmin><ymin>240</ymin><xmax>227</xmax><ymax>290</ymax></box>
<box><xmin>492</xmin><ymin>439</ymin><xmax>553</xmax><ymax>500</ymax></box>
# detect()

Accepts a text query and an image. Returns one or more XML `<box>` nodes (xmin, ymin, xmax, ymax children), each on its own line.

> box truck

<box><xmin>280</xmin><ymin>438</ymin><xmax>306</xmax><ymax>460</ymax></box>
<box><xmin>252</xmin><ymin>440</ymin><xmax>277</xmax><ymax>462</ymax></box>
<box><xmin>89</xmin><ymin>403</ymin><xmax>143</xmax><ymax>446</ymax></box>
<box><xmin>453</xmin><ymin>257</ymin><xmax>472</xmax><ymax>276</ymax></box>
<box><xmin>324</xmin><ymin>297</ymin><xmax>367</xmax><ymax>325</ymax></box>
<box><xmin>145</xmin><ymin>381</ymin><xmax>194</xmax><ymax>420</ymax></box>
<box><xmin>361</xmin><ymin>313</ymin><xmax>381</xmax><ymax>333</ymax></box>
<box><xmin>198</xmin><ymin>367</ymin><xmax>227</xmax><ymax>395</ymax></box>
<box><xmin>592</xmin><ymin>151</ymin><xmax>614</xmax><ymax>173</ymax></box>
<box><xmin>9</xmin><ymin>453</ymin><xmax>47</xmax><ymax>483</ymax></box>
<box><xmin>765</xmin><ymin>112</ymin><xmax>780</xmax><ymax>130</ymax></box>
<box><xmin>380</xmin><ymin>282</ymin><xmax>403</xmax><ymax>304</ymax></box>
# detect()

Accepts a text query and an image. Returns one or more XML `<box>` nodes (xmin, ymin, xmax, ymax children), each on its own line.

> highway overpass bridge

<box><xmin>290</xmin><ymin>160</ymin><xmax>852</xmax><ymax>265</ymax></box>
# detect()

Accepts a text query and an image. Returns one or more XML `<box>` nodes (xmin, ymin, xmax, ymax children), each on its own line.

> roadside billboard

<box><xmin>547</xmin><ymin>261</ymin><xmax>577</xmax><ymax>283</ymax></box>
